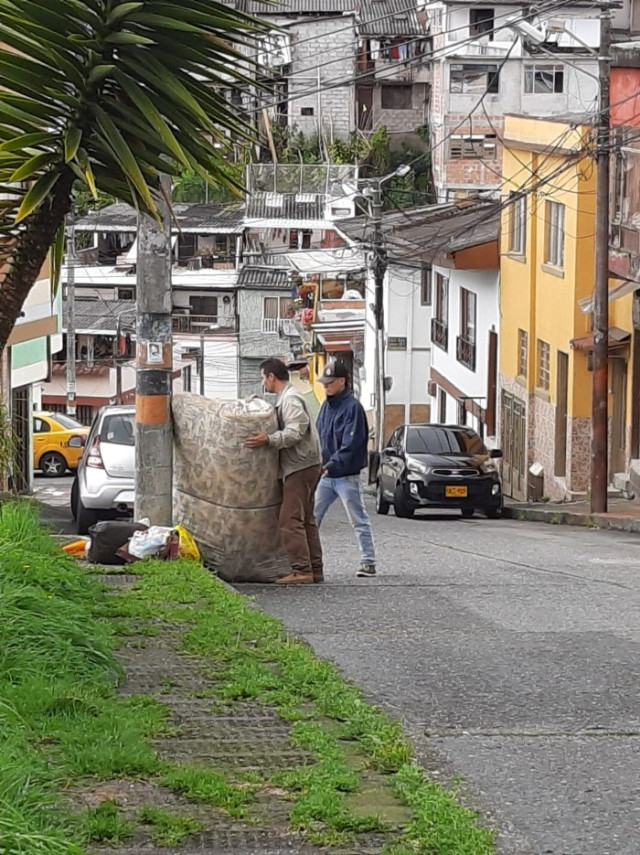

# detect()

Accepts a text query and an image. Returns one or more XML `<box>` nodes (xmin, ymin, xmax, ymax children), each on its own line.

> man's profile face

<box><xmin>261</xmin><ymin>370</ymin><xmax>277</xmax><ymax>394</ymax></box>
<box><xmin>324</xmin><ymin>376</ymin><xmax>346</xmax><ymax>397</ymax></box>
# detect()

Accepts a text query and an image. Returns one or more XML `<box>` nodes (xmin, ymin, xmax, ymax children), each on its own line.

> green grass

<box><xmin>0</xmin><ymin>503</ymin><xmax>167</xmax><ymax>855</ymax></box>
<box><xmin>80</xmin><ymin>801</ymin><xmax>135</xmax><ymax>844</ymax></box>
<box><xmin>160</xmin><ymin>765</ymin><xmax>254</xmax><ymax>818</ymax></box>
<box><xmin>139</xmin><ymin>806</ymin><xmax>203</xmax><ymax>846</ymax></box>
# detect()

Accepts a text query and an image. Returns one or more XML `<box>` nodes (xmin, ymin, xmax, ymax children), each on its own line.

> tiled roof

<box><xmin>238</xmin><ymin>267</ymin><xmax>292</xmax><ymax>290</ymax></box>
<box><xmin>75</xmin><ymin>202</ymin><xmax>244</xmax><ymax>234</ymax></box>
<box><xmin>245</xmin><ymin>193</ymin><xmax>326</xmax><ymax>220</ymax></box>
<box><xmin>62</xmin><ymin>299</ymin><xmax>136</xmax><ymax>333</ymax></box>
<box><xmin>238</xmin><ymin>0</ymin><xmax>355</xmax><ymax>14</ymax></box>
<box><xmin>358</xmin><ymin>0</ymin><xmax>423</xmax><ymax>36</ymax></box>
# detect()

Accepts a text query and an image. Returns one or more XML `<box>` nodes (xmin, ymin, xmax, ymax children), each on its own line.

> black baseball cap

<box><xmin>318</xmin><ymin>362</ymin><xmax>349</xmax><ymax>385</ymax></box>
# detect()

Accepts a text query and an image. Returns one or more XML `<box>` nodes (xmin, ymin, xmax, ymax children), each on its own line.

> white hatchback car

<box><xmin>71</xmin><ymin>405</ymin><xmax>136</xmax><ymax>534</ymax></box>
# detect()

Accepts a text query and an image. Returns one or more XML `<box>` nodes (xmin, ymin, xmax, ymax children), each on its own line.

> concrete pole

<box><xmin>66</xmin><ymin>216</ymin><xmax>77</xmax><ymax>417</ymax></box>
<box><xmin>371</xmin><ymin>180</ymin><xmax>387</xmax><ymax>455</ymax></box>
<box><xmin>590</xmin><ymin>5</ymin><xmax>612</xmax><ymax>513</ymax></box>
<box><xmin>135</xmin><ymin>176</ymin><xmax>173</xmax><ymax>525</ymax></box>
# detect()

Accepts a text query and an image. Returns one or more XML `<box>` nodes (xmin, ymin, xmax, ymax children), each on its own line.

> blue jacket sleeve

<box><xmin>325</xmin><ymin>402</ymin><xmax>368</xmax><ymax>477</ymax></box>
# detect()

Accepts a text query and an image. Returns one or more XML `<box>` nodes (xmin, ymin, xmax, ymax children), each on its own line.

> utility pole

<box><xmin>590</xmin><ymin>3</ymin><xmax>613</xmax><ymax>513</ymax></box>
<box><xmin>114</xmin><ymin>314</ymin><xmax>123</xmax><ymax>405</ymax></box>
<box><xmin>199</xmin><ymin>332</ymin><xmax>205</xmax><ymax>395</ymax></box>
<box><xmin>66</xmin><ymin>216</ymin><xmax>77</xmax><ymax>417</ymax></box>
<box><xmin>135</xmin><ymin>175</ymin><xmax>173</xmax><ymax>525</ymax></box>
<box><xmin>371</xmin><ymin>180</ymin><xmax>388</xmax><ymax>457</ymax></box>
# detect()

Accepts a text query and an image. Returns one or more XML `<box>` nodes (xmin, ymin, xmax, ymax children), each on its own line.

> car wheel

<box><xmin>70</xmin><ymin>478</ymin><xmax>79</xmax><ymax>521</ymax></box>
<box><xmin>77</xmin><ymin>497</ymin><xmax>99</xmax><ymax>535</ymax></box>
<box><xmin>393</xmin><ymin>485</ymin><xmax>414</xmax><ymax>519</ymax></box>
<box><xmin>461</xmin><ymin>508</ymin><xmax>475</xmax><ymax>519</ymax></box>
<box><xmin>376</xmin><ymin>481</ymin><xmax>390</xmax><ymax>515</ymax></box>
<box><xmin>39</xmin><ymin>451</ymin><xmax>67</xmax><ymax>478</ymax></box>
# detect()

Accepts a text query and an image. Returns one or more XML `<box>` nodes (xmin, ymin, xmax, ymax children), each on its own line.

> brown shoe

<box><xmin>275</xmin><ymin>572</ymin><xmax>314</xmax><ymax>585</ymax></box>
<box><xmin>312</xmin><ymin>570</ymin><xmax>324</xmax><ymax>583</ymax></box>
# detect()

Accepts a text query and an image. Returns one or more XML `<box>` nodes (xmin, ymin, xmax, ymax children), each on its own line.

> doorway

<box><xmin>501</xmin><ymin>390</ymin><xmax>526</xmax><ymax>500</ymax></box>
<box><xmin>610</xmin><ymin>357</ymin><xmax>628</xmax><ymax>477</ymax></box>
<box><xmin>555</xmin><ymin>351</ymin><xmax>568</xmax><ymax>477</ymax></box>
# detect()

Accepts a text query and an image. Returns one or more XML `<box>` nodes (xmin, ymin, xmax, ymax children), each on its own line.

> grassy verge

<box><xmin>0</xmin><ymin>502</ymin><xmax>495</xmax><ymax>854</ymax></box>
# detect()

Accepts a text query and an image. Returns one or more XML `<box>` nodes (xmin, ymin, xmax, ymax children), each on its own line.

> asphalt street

<box><xmin>34</xmin><ymin>479</ymin><xmax>640</xmax><ymax>853</ymax></box>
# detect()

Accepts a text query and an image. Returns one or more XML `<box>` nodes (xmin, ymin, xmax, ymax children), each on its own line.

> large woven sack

<box><xmin>172</xmin><ymin>393</ymin><xmax>289</xmax><ymax>582</ymax></box>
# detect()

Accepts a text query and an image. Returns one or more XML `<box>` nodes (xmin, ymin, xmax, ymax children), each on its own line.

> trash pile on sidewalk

<box><xmin>63</xmin><ymin>519</ymin><xmax>200</xmax><ymax>565</ymax></box>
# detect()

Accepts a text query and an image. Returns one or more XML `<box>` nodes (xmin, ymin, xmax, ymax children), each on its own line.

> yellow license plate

<box><xmin>445</xmin><ymin>485</ymin><xmax>468</xmax><ymax>498</ymax></box>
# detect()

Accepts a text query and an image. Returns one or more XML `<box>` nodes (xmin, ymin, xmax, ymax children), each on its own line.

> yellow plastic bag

<box><xmin>175</xmin><ymin>525</ymin><xmax>201</xmax><ymax>562</ymax></box>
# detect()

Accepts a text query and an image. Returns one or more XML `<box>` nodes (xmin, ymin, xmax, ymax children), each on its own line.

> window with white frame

<box><xmin>508</xmin><ymin>192</ymin><xmax>526</xmax><ymax>255</ymax></box>
<box><xmin>518</xmin><ymin>329</ymin><xmax>528</xmax><ymax>378</ymax></box>
<box><xmin>544</xmin><ymin>200</ymin><xmax>565</xmax><ymax>269</ymax></box>
<box><xmin>262</xmin><ymin>296</ymin><xmax>291</xmax><ymax>333</ymax></box>
<box><xmin>537</xmin><ymin>339</ymin><xmax>550</xmax><ymax>391</ymax></box>
<box><xmin>450</xmin><ymin>134</ymin><xmax>497</xmax><ymax>159</ymax></box>
<box><xmin>524</xmin><ymin>64</ymin><xmax>564</xmax><ymax>94</ymax></box>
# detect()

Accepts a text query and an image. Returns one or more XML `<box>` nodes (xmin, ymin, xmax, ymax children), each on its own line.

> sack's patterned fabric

<box><xmin>172</xmin><ymin>393</ymin><xmax>290</xmax><ymax>582</ymax></box>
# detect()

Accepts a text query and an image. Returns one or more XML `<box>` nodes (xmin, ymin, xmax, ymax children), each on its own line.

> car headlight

<box><xmin>406</xmin><ymin>457</ymin><xmax>428</xmax><ymax>475</ymax></box>
<box><xmin>481</xmin><ymin>460</ymin><xmax>498</xmax><ymax>474</ymax></box>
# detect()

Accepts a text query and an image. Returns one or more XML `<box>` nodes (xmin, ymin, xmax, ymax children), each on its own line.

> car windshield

<box><xmin>406</xmin><ymin>427</ymin><xmax>486</xmax><ymax>456</ymax></box>
<box><xmin>53</xmin><ymin>413</ymin><xmax>84</xmax><ymax>430</ymax></box>
<box><xmin>100</xmin><ymin>413</ymin><xmax>135</xmax><ymax>446</ymax></box>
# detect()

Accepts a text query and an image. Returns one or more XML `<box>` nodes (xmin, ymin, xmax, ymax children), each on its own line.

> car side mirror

<box><xmin>68</xmin><ymin>435</ymin><xmax>86</xmax><ymax>448</ymax></box>
<box><xmin>384</xmin><ymin>447</ymin><xmax>397</xmax><ymax>457</ymax></box>
<box><xmin>489</xmin><ymin>448</ymin><xmax>503</xmax><ymax>459</ymax></box>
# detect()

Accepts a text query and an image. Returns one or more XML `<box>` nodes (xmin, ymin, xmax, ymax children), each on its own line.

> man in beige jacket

<box><xmin>244</xmin><ymin>358</ymin><xmax>323</xmax><ymax>584</ymax></box>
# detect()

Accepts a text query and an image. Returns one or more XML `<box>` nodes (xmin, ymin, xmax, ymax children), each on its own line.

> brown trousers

<box><xmin>279</xmin><ymin>464</ymin><xmax>323</xmax><ymax>576</ymax></box>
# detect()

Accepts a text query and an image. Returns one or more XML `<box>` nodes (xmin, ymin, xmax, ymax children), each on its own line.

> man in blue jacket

<box><xmin>315</xmin><ymin>362</ymin><xmax>376</xmax><ymax>578</ymax></box>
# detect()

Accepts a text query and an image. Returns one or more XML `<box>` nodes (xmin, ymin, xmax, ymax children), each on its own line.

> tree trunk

<box><xmin>0</xmin><ymin>169</ymin><xmax>76</xmax><ymax>353</ymax></box>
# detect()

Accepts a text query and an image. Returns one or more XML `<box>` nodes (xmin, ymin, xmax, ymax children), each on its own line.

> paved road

<box><xmin>33</xmin><ymin>480</ymin><xmax>640</xmax><ymax>853</ymax></box>
<box><xmin>33</xmin><ymin>474</ymin><xmax>77</xmax><ymax>535</ymax></box>
<box><xmin>249</xmin><ymin>503</ymin><xmax>640</xmax><ymax>855</ymax></box>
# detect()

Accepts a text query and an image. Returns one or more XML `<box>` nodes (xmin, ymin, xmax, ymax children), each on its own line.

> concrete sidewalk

<box><xmin>504</xmin><ymin>497</ymin><xmax>640</xmax><ymax>534</ymax></box>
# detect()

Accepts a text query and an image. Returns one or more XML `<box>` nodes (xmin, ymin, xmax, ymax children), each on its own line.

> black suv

<box><xmin>376</xmin><ymin>424</ymin><xmax>503</xmax><ymax>519</ymax></box>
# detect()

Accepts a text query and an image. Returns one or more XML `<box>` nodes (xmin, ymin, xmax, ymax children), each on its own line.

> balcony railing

<box><xmin>171</xmin><ymin>314</ymin><xmax>237</xmax><ymax>334</ymax></box>
<box><xmin>262</xmin><ymin>317</ymin><xmax>280</xmax><ymax>333</ymax></box>
<box><xmin>456</xmin><ymin>335</ymin><xmax>476</xmax><ymax>372</ymax></box>
<box><xmin>431</xmin><ymin>317</ymin><xmax>448</xmax><ymax>352</ymax></box>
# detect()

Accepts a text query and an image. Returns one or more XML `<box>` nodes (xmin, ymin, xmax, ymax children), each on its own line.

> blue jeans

<box><xmin>314</xmin><ymin>474</ymin><xmax>375</xmax><ymax>565</ymax></box>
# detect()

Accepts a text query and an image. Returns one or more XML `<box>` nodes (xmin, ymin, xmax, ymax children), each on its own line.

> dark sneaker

<box><xmin>312</xmin><ymin>569</ymin><xmax>324</xmax><ymax>584</ymax></box>
<box><xmin>357</xmin><ymin>564</ymin><xmax>376</xmax><ymax>578</ymax></box>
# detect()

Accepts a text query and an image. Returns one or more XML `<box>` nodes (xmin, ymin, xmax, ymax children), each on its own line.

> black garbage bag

<box><xmin>87</xmin><ymin>520</ymin><xmax>148</xmax><ymax>565</ymax></box>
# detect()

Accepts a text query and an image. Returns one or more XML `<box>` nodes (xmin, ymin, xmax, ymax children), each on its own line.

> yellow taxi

<box><xmin>33</xmin><ymin>412</ymin><xmax>90</xmax><ymax>477</ymax></box>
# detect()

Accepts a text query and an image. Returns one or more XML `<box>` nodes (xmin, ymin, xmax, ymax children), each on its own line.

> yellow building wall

<box><xmin>500</xmin><ymin>115</ymin><xmax>596</xmax><ymax>421</ymax></box>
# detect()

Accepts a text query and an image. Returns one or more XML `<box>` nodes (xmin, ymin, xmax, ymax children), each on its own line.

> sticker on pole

<box><xmin>148</xmin><ymin>342</ymin><xmax>163</xmax><ymax>364</ymax></box>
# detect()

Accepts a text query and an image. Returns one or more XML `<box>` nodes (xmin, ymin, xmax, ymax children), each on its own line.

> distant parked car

<box><xmin>33</xmin><ymin>411</ymin><xmax>89</xmax><ymax>477</ymax></box>
<box><xmin>71</xmin><ymin>405</ymin><xmax>136</xmax><ymax>534</ymax></box>
<box><xmin>376</xmin><ymin>424</ymin><xmax>503</xmax><ymax>519</ymax></box>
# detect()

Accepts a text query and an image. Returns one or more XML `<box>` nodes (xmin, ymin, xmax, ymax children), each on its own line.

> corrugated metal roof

<box><xmin>289</xmin><ymin>248</ymin><xmax>366</xmax><ymax>273</ymax></box>
<box><xmin>75</xmin><ymin>202</ymin><xmax>244</xmax><ymax>234</ymax></box>
<box><xmin>245</xmin><ymin>192</ymin><xmax>326</xmax><ymax>220</ymax></box>
<box><xmin>338</xmin><ymin>201</ymin><xmax>500</xmax><ymax>261</ymax></box>
<box><xmin>238</xmin><ymin>0</ymin><xmax>355</xmax><ymax>14</ymax></box>
<box><xmin>238</xmin><ymin>266</ymin><xmax>292</xmax><ymax>290</ymax></box>
<box><xmin>358</xmin><ymin>0</ymin><xmax>423</xmax><ymax>36</ymax></box>
<box><xmin>62</xmin><ymin>299</ymin><xmax>136</xmax><ymax>334</ymax></box>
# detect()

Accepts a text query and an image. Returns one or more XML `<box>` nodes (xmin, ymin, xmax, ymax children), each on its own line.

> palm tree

<box><xmin>0</xmin><ymin>0</ymin><xmax>264</xmax><ymax>351</ymax></box>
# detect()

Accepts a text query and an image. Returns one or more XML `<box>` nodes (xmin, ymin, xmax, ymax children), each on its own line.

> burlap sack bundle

<box><xmin>172</xmin><ymin>393</ymin><xmax>289</xmax><ymax>582</ymax></box>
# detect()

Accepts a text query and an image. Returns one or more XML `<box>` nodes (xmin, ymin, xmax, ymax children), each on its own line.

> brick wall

<box><xmin>289</xmin><ymin>18</ymin><xmax>356</xmax><ymax>140</ymax></box>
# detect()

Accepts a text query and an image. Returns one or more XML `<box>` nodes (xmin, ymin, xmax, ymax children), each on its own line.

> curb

<box><xmin>503</xmin><ymin>504</ymin><xmax>640</xmax><ymax>534</ymax></box>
